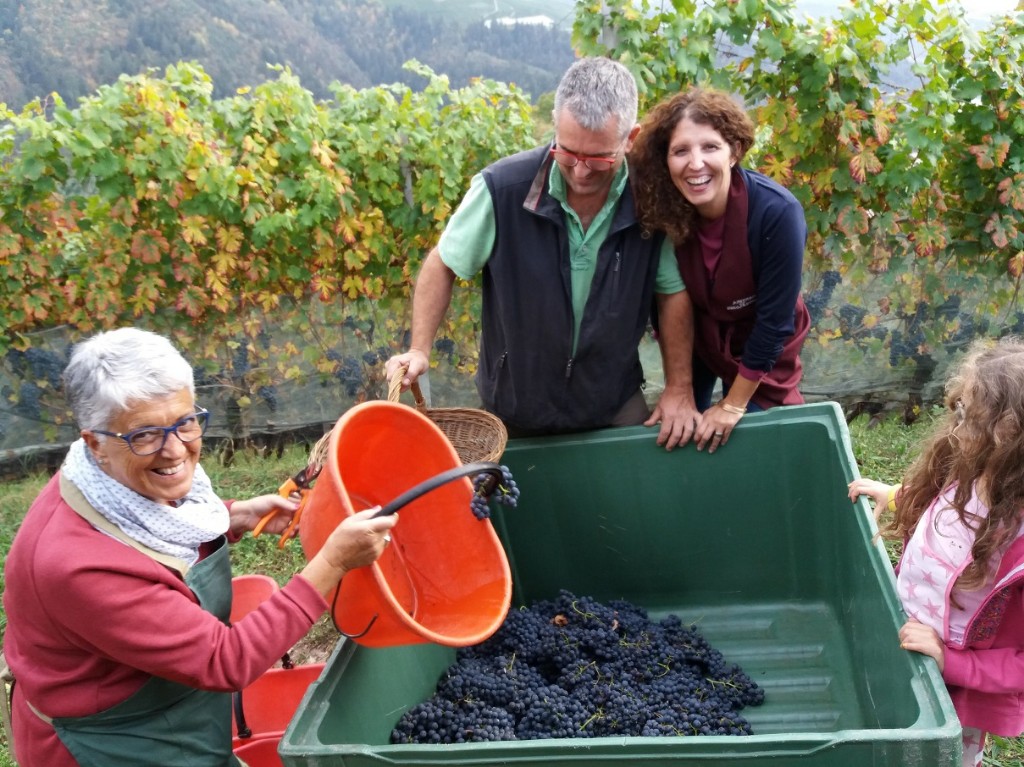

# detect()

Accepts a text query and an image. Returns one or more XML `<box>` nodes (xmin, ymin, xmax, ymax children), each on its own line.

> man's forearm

<box><xmin>410</xmin><ymin>247</ymin><xmax>457</xmax><ymax>354</ymax></box>
<box><xmin>655</xmin><ymin>290</ymin><xmax>695</xmax><ymax>394</ymax></box>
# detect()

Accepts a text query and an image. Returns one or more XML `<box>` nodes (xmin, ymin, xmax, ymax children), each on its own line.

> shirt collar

<box><xmin>547</xmin><ymin>157</ymin><xmax>630</xmax><ymax>209</ymax></box>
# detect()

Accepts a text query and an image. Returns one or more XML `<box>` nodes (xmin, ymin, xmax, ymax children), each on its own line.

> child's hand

<box><xmin>899</xmin><ymin>619</ymin><xmax>945</xmax><ymax>672</ymax></box>
<box><xmin>848</xmin><ymin>478</ymin><xmax>895</xmax><ymax>521</ymax></box>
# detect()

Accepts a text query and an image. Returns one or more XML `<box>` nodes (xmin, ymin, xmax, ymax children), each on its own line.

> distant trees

<box><xmin>0</xmin><ymin>0</ymin><xmax>573</xmax><ymax>111</ymax></box>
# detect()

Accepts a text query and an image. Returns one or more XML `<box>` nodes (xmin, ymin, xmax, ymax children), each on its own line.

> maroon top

<box><xmin>3</xmin><ymin>473</ymin><xmax>328</xmax><ymax>767</ymax></box>
<box><xmin>676</xmin><ymin>171</ymin><xmax>809</xmax><ymax>408</ymax></box>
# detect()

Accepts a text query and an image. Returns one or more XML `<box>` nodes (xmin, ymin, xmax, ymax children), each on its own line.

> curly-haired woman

<box><xmin>630</xmin><ymin>87</ymin><xmax>810</xmax><ymax>451</ymax></box>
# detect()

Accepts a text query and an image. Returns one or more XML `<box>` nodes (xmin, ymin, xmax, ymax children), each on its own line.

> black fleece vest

<box><xmin>476</xmin><ymin>145</ymin><xmax>664</xmax><ymax>434</ymax></box>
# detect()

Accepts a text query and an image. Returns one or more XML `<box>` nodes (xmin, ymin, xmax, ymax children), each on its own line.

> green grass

<box><xmin>1</xmin><ymin>417</ymin><xmax>1023</xmax><ymax>765</ymax></box>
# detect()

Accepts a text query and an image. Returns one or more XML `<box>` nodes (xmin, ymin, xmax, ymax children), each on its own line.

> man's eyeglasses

<box><xmin>549</xmin><ymin>144</ymin><xmax>622</xmax><ymax>172</ymax></box>
<box><xmin>94</xmin><ymin>408</ymin><xmax>210</xmax><ymax>456</ymax></box>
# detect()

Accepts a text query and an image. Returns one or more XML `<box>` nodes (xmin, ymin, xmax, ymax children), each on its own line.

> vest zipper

<box><xmin>613</xmin><ymin>250</ymin><xmax>622</xmax><ymax>293</ymax></box>
<box><xmin>565</xmin><ymin>358</ymin><xmax>574</xmax><ymax>379</ymax></box>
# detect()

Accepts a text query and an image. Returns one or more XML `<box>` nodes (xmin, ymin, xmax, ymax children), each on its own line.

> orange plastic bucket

<box><xmin>231</xmin><ymin>664</ymin><xmax>325</xmax><ymax>747</ymax></box>
<box><xmin>230</xmin><ymin>574</ymin><xmax>280</xmax><ymax>624</ymax></box>
<box><xmin>232</xmin><ymin>735</ymin><xmax>282</xmax><ymax>767</ymax></box>
<box><xmin>298</xmin><ymin>400</ymin><xmax>512</xmax><ymax>648</ymax></box>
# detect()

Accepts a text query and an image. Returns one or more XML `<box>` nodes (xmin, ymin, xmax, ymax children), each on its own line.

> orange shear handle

<box><xmin>251</xmin><ymin>477</ymin><xmax>307</xmax><ymax>548</ymax></box>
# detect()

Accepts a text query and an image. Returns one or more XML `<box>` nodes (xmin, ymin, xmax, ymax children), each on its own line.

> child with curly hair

<box><xmin>849</xmin><ymin>337</ymin><xmax>1024</xmax><ymax>767</ymax></box>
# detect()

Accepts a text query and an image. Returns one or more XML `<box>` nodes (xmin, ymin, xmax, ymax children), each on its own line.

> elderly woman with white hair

<box><xmin>3</xmin><ymin>327</ymin><xmax>397</xmax><ymax>767</ymax></box>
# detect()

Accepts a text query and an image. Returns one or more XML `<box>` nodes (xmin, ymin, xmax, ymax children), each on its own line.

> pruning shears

<box><xmin>252</xmin><ymin>462</ymin><xmax>323</xmax><ymax>548</ymax></box>
<box><xmin>277</xmin><ymin>464</ymin><xmax>321</xmax><ymax>499</ymax></box>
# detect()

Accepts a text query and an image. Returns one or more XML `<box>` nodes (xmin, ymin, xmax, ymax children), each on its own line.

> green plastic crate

<box><xmin>279</xmin><ymin>402</ymin><xmax>961</xmax><ymax>766</ymax></box>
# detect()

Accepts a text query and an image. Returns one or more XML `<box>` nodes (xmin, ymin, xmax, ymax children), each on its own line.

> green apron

<box><xmin>53</xmin><ymin>478</ymin><xmax>243</xmax><ymax>766</ymax></box>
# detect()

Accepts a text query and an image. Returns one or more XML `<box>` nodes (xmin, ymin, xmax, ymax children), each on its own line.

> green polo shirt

<box><xmin>438</xmin><ymin>162</ymin><xmax>684</xmax><ymax>351</ymax></box>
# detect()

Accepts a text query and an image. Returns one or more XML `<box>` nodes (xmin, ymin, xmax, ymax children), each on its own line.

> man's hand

<box><xmin>384</xmin><ymin>349</ymin><xmax>430</xmax><ymax>391</ymax></box>
<box><xmin>645</xmin><ymin>385</ymin><xmax>701</xmax><ymax>450</ymax></box>
<box><xmin>383</xmin><ymin>247</ymin><xmax>457</xmax><ymax>392</ymax></box>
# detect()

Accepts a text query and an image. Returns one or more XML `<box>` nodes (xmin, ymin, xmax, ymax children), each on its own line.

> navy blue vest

<box><xmin>476</xmin><ymin>146</ymin><xmax>664</xmax><ymax>433</ymax></box>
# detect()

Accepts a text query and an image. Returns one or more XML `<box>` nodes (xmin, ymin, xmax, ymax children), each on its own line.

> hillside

<box><xmin>0</xmin><ymin>0</ymin><xmax>577</xmax><ymax>111</ymax></box>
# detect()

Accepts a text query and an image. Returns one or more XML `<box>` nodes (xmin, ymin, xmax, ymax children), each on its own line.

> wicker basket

<box><xmin>387</xmin><ymin>369</ymin><xmax>508</xmax><ymax>465</ymax></box>
<box><xmin>258</xmin><ymin>374</ymin><xmax>508</xmax><ymax>545</ymax></box>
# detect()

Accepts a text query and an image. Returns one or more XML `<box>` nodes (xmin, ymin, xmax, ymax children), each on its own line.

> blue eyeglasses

<box><xmin>94</xmin><ymin>409</ymin><xmax>210</xmax><ymax>456</ymax></box>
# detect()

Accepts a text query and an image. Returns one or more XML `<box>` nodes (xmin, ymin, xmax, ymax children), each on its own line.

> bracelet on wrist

<box><xmin>718</xmin><ymin>401</ymin><xmax>747</xmax><ymax>415</ymax></box>
<box><xmin>886</xmin><ymin>486</ymin><xmax>900</xmax><ymax>513</ymax></box>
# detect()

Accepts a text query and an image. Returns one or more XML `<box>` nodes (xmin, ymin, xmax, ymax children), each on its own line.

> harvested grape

<box><xmin>391</xmin><ymin>590</ymin><xmax>764</xmax><ymax>743</ymax></box>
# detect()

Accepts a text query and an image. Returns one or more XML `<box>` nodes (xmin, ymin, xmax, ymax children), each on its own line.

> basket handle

<box><xmin>387</xmin><ymin>366</ymin><xmax>427</xmax><ymax>412</ymax></box>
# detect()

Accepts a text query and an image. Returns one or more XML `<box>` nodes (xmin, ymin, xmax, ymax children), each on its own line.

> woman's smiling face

<box><xmin>666</xmin><ymin>117</ymin><xmax>735</xmax><ymax>220</ymax></box>
<box><xmin>84</xmin><ymin>388</ymin><xmax>202</xmax><ymax>505</ymax></box>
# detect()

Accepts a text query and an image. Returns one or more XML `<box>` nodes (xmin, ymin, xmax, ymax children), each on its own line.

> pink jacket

<box><xmin>932</xmin><ymin>535</ymin><xmax>1024</xmax><ymax>736</ymax></box>
<box><xmin>3</xmin><ymin>473</ymin><xmax>329</xmax><ymax>767</ymax></box>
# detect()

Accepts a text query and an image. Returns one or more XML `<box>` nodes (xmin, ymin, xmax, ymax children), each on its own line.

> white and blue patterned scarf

<box><xmin>62</xmin><ymin>439</ymin><xmax>229</xmax><ymax>566</ymax></box>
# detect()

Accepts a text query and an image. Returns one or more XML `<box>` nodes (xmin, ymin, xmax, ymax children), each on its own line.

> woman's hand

<box><xmin>301</xmin><ymin>508</ymin><xmax>399</xmax><ymax>598</ymax></box>
<box><xmin>229</xmin><ymin>493</ymin><xmax>301</xmax><ymax>538</ymax></box>
<box><xmin>695</xmin><ymin>401</ymin><xmax>743</xmax><ymax>454</ymax></box>
<box><xmin>899</xmin><ymin>619</ymin><xmax>945</xmax><ymax>671</ymax></box>
<box><xmin>847</xmin><ymin>478</ymin><xmax>895</xmax><ymax>521</ymax></box>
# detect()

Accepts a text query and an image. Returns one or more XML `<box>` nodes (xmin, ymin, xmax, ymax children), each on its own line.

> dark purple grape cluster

<box><xmin>802</xmin><ymin>269</ymin><xmax>841</xmax><ymax>322</ymax></box>
<box><xmin>469</xmin><ymin>465</ymin><xmax>519</xmax><ymax>520</ymax></box>
<box><xmin>257</xmin><ymin>385</ymin><xmax>278</xmax><ymax>412</ymax></box>
<box><xmin>390</xmin><ymin>590</ymin><xmax>764</xmax><ymax>744</ymax></box>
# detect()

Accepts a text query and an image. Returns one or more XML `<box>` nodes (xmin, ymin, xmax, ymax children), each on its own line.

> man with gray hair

<box><xmin>386</xmin><ymin>57</ymin><xmax>699</xmax><ymax>447</ymax></box>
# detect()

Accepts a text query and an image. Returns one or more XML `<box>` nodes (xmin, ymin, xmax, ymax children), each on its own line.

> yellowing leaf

<box><xmin>969</xmin><ymin>143</ymin><xmax>995</xmax><ymax>170</ymax></box>
<box><xmin>212</xmin><ymin>250</ymin><xmax>238</xmax><ymax>274</ymax></box>
<box><xmin>216</xmin><ymin>226</ymin><xmax>245</xmax><ymax>254</ymax></box>
<box><xmin>912</xmin><ymin>220</ymin><xmax>949</xmax><ymax>258</ymax></box>
<box><xmin>206</xmin><ymin>272</ymin><xmax>228</xmax><ymax>296</ymax></box>
<box><xmin>342</xmin><ymin>275</ymin><xmax>363</xmax><ymax>299</ymax></box>
<box><xmin>836</xmin><ymin>206</ymin><xmax>870</xmax><ymax>236</ymax></box>
<box><xmin>848</xmin><ymin>149</ymin><xmax>882</xmax><ymax>184</ymax></box>
<box><xmin>130</xmin><ymin>230</ymin><xmax>168</xmax><ymax>265</ymax></box>
<box><xmin>760</xmin><ymin>154</ymin><xmax>793</xmax><ymax>183</ymax></box>
<box><xmin>176</xmin><ymin>286</ymin><xmax>206</xmax><ymax>318</ymax></box>
<box><xmin>998</xmin><ymin>175</ymin><xmax>1024</xmax><ymax>211</ymax></box>
<box><xmin>985</xmin><ymin>213</ymin><xmax>1016</xmax><ymax>250</ymax></box>
<box><xmin>1008</xmin><ymin>251</ymin><xmax>1024</xmax><ymax>278</ymax></box>
<box><xmin>181</xmin><ymin>216</ymin><xmax>208</xmax><ymax>246</ymax></box>
<box><xmin>0</xmin><ymin>226</ymin><xmax>22</xmax><ymax>258</ymax></box>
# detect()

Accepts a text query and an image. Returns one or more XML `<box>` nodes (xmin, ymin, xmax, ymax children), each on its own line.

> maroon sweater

<box><xmin>3</xmin><ymin>473</ymin><xmax>327</xmax><ymax>767</ymax></box>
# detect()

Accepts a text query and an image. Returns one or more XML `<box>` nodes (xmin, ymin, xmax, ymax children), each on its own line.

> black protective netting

<box><xmin>1</xmin><ymin>271</ymin><xmax>1010</xmax><ymax>476</ymax></box>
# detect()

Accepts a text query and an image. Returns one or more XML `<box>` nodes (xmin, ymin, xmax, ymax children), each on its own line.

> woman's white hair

<box><xmin>63</xmin><ymin>327</ymin><xmax>195</xmax><ymax>431</ymax></box>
